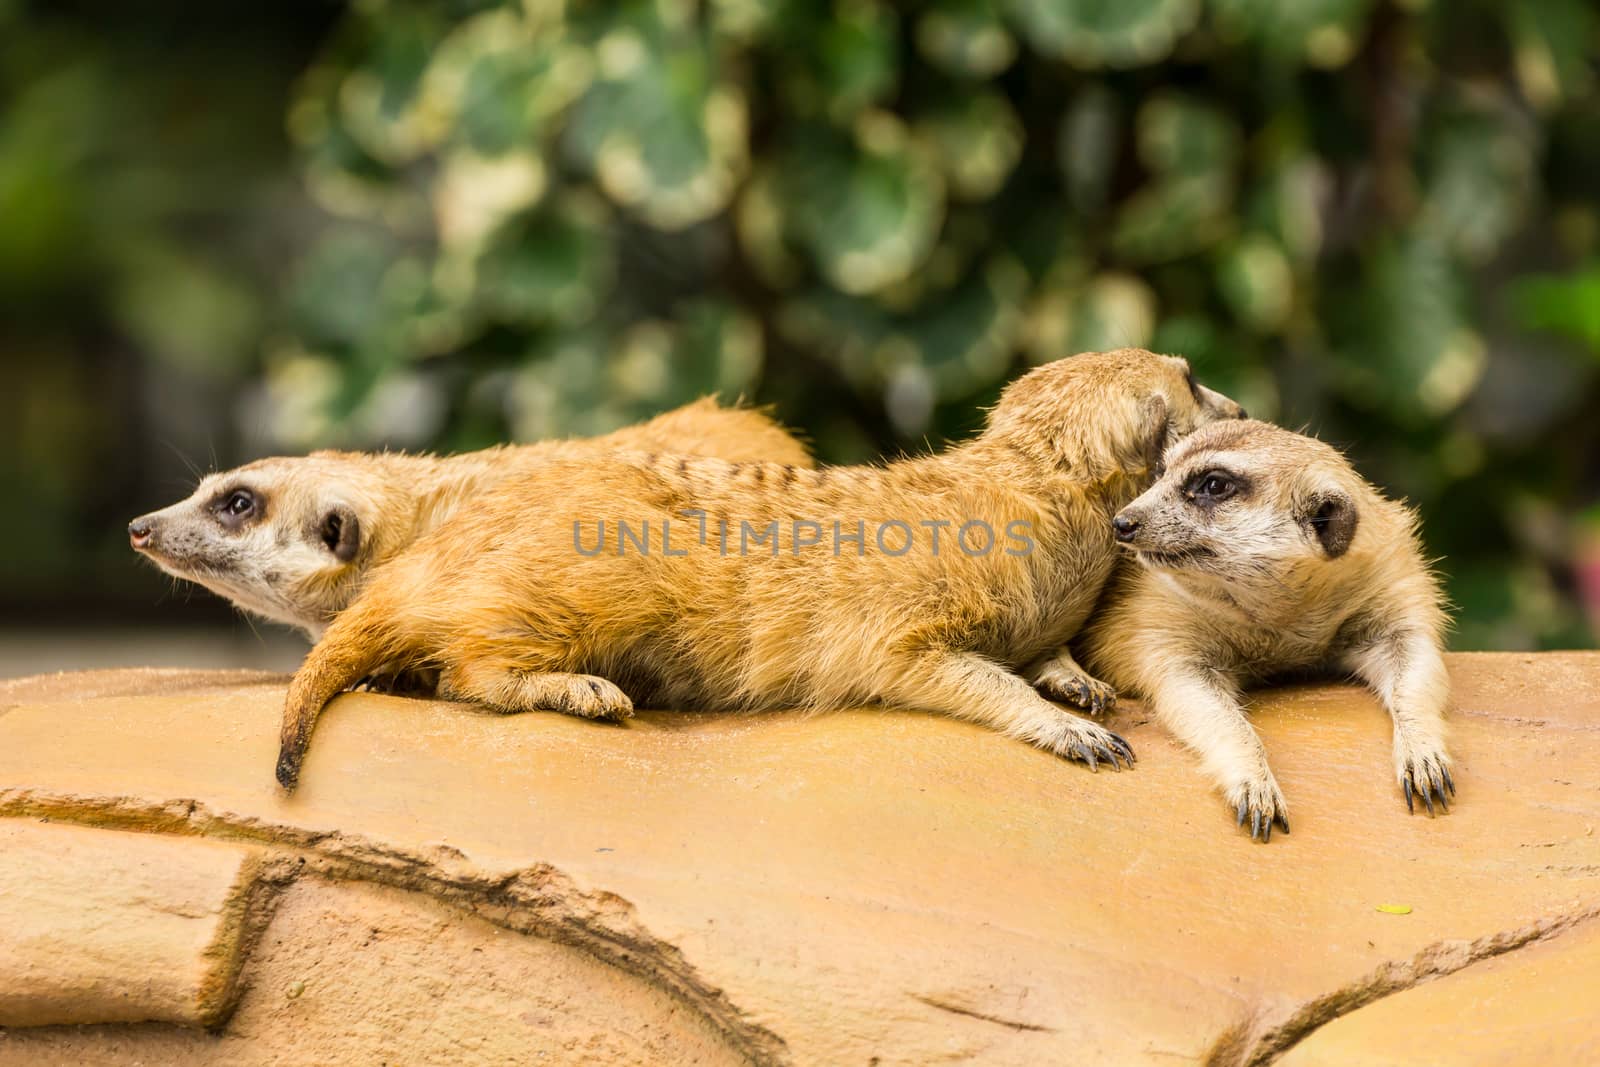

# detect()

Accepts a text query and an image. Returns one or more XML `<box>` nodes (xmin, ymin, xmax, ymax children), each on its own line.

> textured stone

<box><xmin>0</xmin><ymin>821</ymin><xmax>260</xmax><ymax>1027</ymax></box>
<box><xmin>0</xmin><ymin>653</ymin><xmax>1597</xmax><ymax>1065</ymax></box>
<box><xmin>1277</xmin><ymin>917</ymin><xmax>1600</xmax><ymax>1066</ymax></box>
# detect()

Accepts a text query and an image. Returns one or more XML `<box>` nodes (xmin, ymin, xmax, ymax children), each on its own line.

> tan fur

<box><xmin>274</xmin><ymin>349</ymin><xmax>1246</xmax><ymax>789</ymax></box>
<box><xmin>1077</xmin><ymin>420</ymin><xmax>1454</xmax><ymax>841</ymax></box>
<box><xmin>130</xmin><ymin>399</ymin><xmax>813</xmax><ymax>639</ymax></box>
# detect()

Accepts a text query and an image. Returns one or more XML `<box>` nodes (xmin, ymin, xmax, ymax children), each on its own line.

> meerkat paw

<box><xmin>1033</xmin><ymin>716</ymin><xmax>1136</xmax><ymax>771</ymax></box>
<box><xmin>439</xmin><ymin>667</ymin><xmax>635</xmax><ymax>722</ymax></box>
<box><xmin>547</xmin><ymin>675</ymin><xmax>635</xmax><ymax>721</ymax></box>
<box><xmin>1225</xmin><ymin>773</ymin><xmax>1290</xmax><ymax>843</ymax></box>
<box><xmin>1027</xmin><ymin>654</ymin><xmax>1118</xmax><ymax>715</ymax></box>
<box><xmin>1394</xmin><ymin>739</ymin><xmax>1454</xmax><ymax>816</ymax></box>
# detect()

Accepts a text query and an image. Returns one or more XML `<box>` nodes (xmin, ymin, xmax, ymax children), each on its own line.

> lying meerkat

<box><xmin>128</xmin><ymin>398</ymin><xmax>813</xmax><ymax>640</ymax></box>
<box><xmin>273</xmin><ymin>348</ymin><xmax>1246</xmax><ymax>789</ymax></box>
<box><xmin>1076</xmin><ymin>419</ymin><xmax>1454</xmax><ymax>842</ymax></box>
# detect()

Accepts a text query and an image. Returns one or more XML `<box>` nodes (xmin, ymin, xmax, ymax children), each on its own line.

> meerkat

<box><xmin>1074</xmin><ymin>419</ymin><xmax>1454</xmax><ymax>842</ymax></box>
<box><xmin>272</xmin><ymin>348</ymin><xmax>1246</xmax><ymax>789</ymax></box>
<box><xmin>128</xmin><ymin>398</ymin><xmax>813</xmax><ymax>640</ymax></box>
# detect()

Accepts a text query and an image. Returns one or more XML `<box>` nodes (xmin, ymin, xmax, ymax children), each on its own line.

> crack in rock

<box><xmin>0</xmin><ymin>789</ymin><xmax>789</xmax><ymax>1066</ymax></box>
<box><xmin>1206</xmin><ymin>904</ymin><xmax>1600</xmax><ymax>1066</ymax></box>
<box><xmin>910</xmin><ymin>993</ymin><xmax>1057</xmax><ymax>1033</ymax></box>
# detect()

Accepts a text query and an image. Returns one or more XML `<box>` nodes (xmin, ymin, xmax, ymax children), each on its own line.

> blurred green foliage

<box><xmin>273</xmin><ymin>0</ymin><xmax>1600</xmax><ymax>648</ymax></box>
<box><xmin>3</xmin><ymin>0</ymin><xmax>1599</xmax><ymax>648</ymax></box>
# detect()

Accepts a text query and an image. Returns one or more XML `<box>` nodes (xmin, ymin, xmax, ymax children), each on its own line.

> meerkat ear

<box><xmin>1136</xmin><ymin>394</ymin><xmax>1171</xmax><ymax>475</ymax></box>
<box><xmin>1302</xmin><ymin>490</ymin><xmax>1358</xmax><ymax>558</ymax></box>
<box><xmin>319</xmin><ymin>506</ymin><xmax>361</xmax><ymax>562</ymax></box>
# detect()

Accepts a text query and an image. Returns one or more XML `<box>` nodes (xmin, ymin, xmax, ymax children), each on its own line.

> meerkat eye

<box><xmin>1184</xmin><ymin>469</ymin><xmax>1239</xmax><ymax>504</ymax></box>
<box><xmin>214</xmin><ymin>488</ymin><xmax>258</xmax><ymax>528</ymax></box>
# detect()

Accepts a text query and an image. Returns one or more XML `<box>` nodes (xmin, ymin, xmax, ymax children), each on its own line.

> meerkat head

<box><xmin>1110</xmin><ymin>419</ymin><xmax>1364</xmax><ymax>585</ymax></box>
<box><xmin>984</xmin><ymin>348</ymin><xmax>1246</xmax><ymax>480</ymax></box>
<box><xmin>128</xmin><ymin>453</ymin><xmax>401</xmax><ymax>638</ymax></box>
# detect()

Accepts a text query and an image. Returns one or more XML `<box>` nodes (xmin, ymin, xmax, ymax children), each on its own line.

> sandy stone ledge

<box><xmin>0</xmin><ymin>653</ymin><xmax>1596</xmax><ymax>1065</ymax></box>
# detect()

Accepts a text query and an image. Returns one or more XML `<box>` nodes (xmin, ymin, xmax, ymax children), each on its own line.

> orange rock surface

<box><xmin>0</xmin><ymin>654</ymin><xmax>1596</xmax><ymax>1064</ymax></box>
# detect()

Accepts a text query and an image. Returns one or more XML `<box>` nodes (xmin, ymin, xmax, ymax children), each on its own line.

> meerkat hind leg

<box><xmin>884</xmin><ymin>650</ymin><xmax>1134</xmax><ymax>770</ymax></box>
<box><xmin>1026</xmin><ymin>646</ymin><xmax>1118</xmax><ymax>715</ymax></box>
<box><xmin>439</xmin><ymin>660</ymin><xmax>634</xmax><ymax>722</ymax></box>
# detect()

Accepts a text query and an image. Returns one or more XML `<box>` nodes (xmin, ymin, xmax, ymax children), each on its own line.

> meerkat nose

<box><xmin>128</xmin><ymin>517</ymin><xmax>154</xmax><ymax>549</ymax></box>
<box><xmin>1112</xmin><ymin>514</ymin><xmax>1140</xmax><ymax>542</ymax></box>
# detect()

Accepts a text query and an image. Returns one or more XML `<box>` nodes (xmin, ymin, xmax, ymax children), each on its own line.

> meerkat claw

<box><xmin>1441</xmin><ymin>765</ymin><xmax>1456</xmax><ymax>797</ymax></box>
<box><xmin>1090</xmin><ymin>742</ymin><xmax>1121</xmax><ymax>770</ymax></box>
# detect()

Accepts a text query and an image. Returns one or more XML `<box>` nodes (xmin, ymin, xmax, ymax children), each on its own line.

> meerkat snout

<box><xmin>1111</xmin><ymin>514</ymin><xmax>1140</xmax><ymax>542</ymax></box>
<box><xmin>128</xmin><ymin>516</ymin><xmax>155</xmax><ymax>549</ymax></box>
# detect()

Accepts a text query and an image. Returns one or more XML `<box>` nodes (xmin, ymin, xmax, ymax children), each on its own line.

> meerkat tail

<box><xmin>276</xmin><ymin>608</ymin><xmax>399</xmax><ymax>791</ymax></box>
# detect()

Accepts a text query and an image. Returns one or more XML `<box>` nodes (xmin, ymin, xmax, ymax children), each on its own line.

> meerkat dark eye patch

<box><xmin>1304</xmin><ymin>490</ymin><xmax>1359</xmax><ymax>558</ymax></box>
<box><xmin>320</xmin><ymin>506</ymin><xmax>361</xmax><ymax>562</ymax></box>
<box><xmin>1184</xmin><ymin>468</ymin><xmax>1243</xmax><ymax>504</ymax></box>
<box><xmin>213</xmin><ymin>487</ymin><xmax>259</xmax><ymax>530</ymax></box>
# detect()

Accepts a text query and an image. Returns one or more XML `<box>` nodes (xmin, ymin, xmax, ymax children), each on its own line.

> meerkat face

<box><xmin>1110</xmin><ymin>420</ymin><xmax>1362</xmax><ymax>582</ymax></box>
<box><xmin>986</xmin><ymin>348</ymin><xmax>1246</xmax><ymax>476</ymax></box>
<box><xmin>128</xmin><ymin>458</ymin><xmax>376</xmax><ymax>635</ymax></box>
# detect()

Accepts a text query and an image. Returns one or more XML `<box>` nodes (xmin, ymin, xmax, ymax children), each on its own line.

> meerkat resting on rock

<box><xmin>273</xmin><ymin>348</ymin><xmax>1246</xmax><ymax>790</ymax></box>
<box><xmin>128</xmin><ymin>399</ymin><xmax>813</xmax><ymax>640</ymax></box>
<box><xmin>1076</xmin><ymin>419</ymin><xmax>1454</xmax><ymax>842</ymax></box>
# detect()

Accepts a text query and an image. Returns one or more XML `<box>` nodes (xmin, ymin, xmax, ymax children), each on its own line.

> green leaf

<box><xmin>781</xmin><ymin>121</ymin><xmax>946</xmax><ymax>295</ymax></box>
<box><xmin>1329</xmin><ymin>234</ymin><xmax>1486</xmax><ymax>417</ymax></box>
<box><xmin>287</xmin><ymin>227</ymin><xmax>398</xmax><ymax>353</ymax></box>
<box><xmin>470</xmin><ymin>195</ymin><xmax>615</xmax><ymax>329</ymax></box>
<box><xmin>335</xmin><ymin>8</ymin><xmax>449</xmax><ymax>165</ymax></box>
<box><xmin>1507</xmin><ymin>0</ymin><xmax>1597</xmax><ymax>111</ymax></box>
<box><xmin>565</xmin><ymin>12</ymin><xmax>749</xmax><ymax>229</ymax></box>
<box><xmin>1211</xmin><ymin>0</ymin><xmax>1373</xmax><ymax>68</ymax></box>
<box><xmin>1004</xmin><ymin>0</ymin><xmax>1201</xmax><ymax>68</ymax></box>
<box><xmin>1418</xmin><ymin>93</ymin><xmax>1537</xmax><ymax>264</ymax></box>
<box><xmin>917</xmin><ymin>90</ymin><xmax>1024</xmax><ymax>201</ymax></box>
<box><xmin>1511</xmin><ymin>265</ymin><xmax>1600</xmax><ymax>356</ymax></box>
<box><xmin>421</xmin><ymin>9</ymin><xmax>593</xmax><ymax>157</ymax></box>
<box><xmin>655</xmin><ymin>300</ymin><xmax>767</xmax><ymax>401</ymax></box>
<box><xmin>1025</xmin><ymin>271</ymin><xmax>1158</xmax><ymax>360</ymax></box>
<box><xmin>1111</xmin><ymin>174</ymin><xmax>1233</xmax><ymax>264</ymax></box>
<box><xmin>916</xmin><ymin>0</ymin><xmax>1018</xmax><ymax>78</ymax></box>
<box><xmin>1136</xmin><ymin>94</ymin><xmax>1241</xmax><ymax>177</ymax></box>
<box><xmin>779</xmin><ymin>2</ymin><xmax>900</xmax><ymax>121</ymax></box>
<box><xmin>1217</xmin><ymin>235</ymin><xmax>1293</xmax><ymax>333</ymax></box>
<box><xmin>895</xmin><ymin>257</ymin><xmax>1030</xmax><ymax>396</ymax></box>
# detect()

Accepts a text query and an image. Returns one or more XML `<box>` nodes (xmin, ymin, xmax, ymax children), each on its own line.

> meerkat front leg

<box><xmin>1026</xmin><ymin>646</ymin><xmax>1118</xmax><ymax>715</ymax></box>
<box><xmin>1144</xmin><ymin>666</ymin><xmax>1289</xmax><ymax>841</ymax></box>
<box><xmin>880</xmin><ymin>650</ymin><xmax>1135</xmax><ymax>771</ymax></box>
<box><xmin>1343</xmin><ymin>631</ymin><xmax>1454</xmax><ymax>815</ymax></box>
<box><xmin>437</xmin><ymin>657</ymin><xmax>634</xmax><ymax>722</ymax></box>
